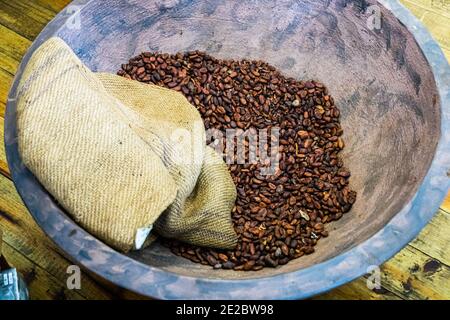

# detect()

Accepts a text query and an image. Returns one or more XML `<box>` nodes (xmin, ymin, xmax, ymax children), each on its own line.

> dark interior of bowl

<box><xmin>55</xmin><ymin>0</ymin><xmax>440</xmax><ymax>279</ymax></box>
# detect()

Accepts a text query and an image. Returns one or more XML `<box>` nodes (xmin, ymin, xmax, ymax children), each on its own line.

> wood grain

<box><xmin>0</xmin><ymin>118</ymin><xmax>9</xmax><ymax>178</ymax></box>
<box><xmin>0</xmin><ymin>69</ymin><xmax>11</xmax><ymax>118</ymax></box>
<box><xmin>0</xmin><ymin>23</ymin><xmax>32</xmax><ymax>61</ymax></box>
<box><xmin>402</xmin><ymin>0</ymin><xmax>450</xmax><ymax>61</ymax></box>
<box><xmin>0</xmin><ymin>0</ymin><xmax>60</xmax><ymax>40</ymax></box>
<box><xmin>441</xmin><ymin>193</ymin><xmax>450</xmax><ymax>212</ymax></box>
<box><xmin>377</xmin><ymin>245</ymin><xmax>450</xmax><ymax>300</ymax></box>
<box><xmin>410</xmin><ymin>209</ymin><xmax>450</xmax><ymax>266</ymax></box>
<box><xmin>0</xmin><ymin>0</ymin><xmax>448</xmax><ymax>299</ymax></box>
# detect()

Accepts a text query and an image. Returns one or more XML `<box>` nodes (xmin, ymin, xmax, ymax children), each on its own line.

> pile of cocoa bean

<box><xmin>118</xmin><ymin>51</ymin><xmax>356</xmax><ymax>271</ymax></box>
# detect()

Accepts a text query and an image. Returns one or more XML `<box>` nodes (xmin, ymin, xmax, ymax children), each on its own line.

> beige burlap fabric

<box><xmin>97</xmin><ymin>73</ymin><xmax>238</xmax><ymax>249</ymax></box>
<box><xmin>16</xmin><ymin>37</ymin><xmax>237</xmax><ymax>252</ymax></box>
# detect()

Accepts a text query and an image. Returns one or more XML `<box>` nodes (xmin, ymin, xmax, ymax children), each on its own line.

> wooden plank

<box><xmin>0</xmin><ymin>0</ymin><xmax>58</xmax><ymax>40</ymax></box>
<box><xmin>2</xmin><ymin>241</ymin><xmax>85</xmax><ymax>300</ymax></box>
<box><xmin>378</xmin><ymin>245</ymin><xmax>450</xmax><ymax>299</ymax></box>
<box><xmin>409</xmin><ymin>209</ymin><xmax>450</xmax><ymax>266</ymax></box>
<box><xmin>0</xmin><ymin>23</ymin><xmax>31</xmax><ymax>64</ymax></box>
<box><xmin>32</xmin><ymin>0</ymin><xmax>71</xmax><ymax>13</ymax></box>
<box><xmin>0</xmin><ymin>51</ymin><xmax>19</xmax><ymax>75</ymax></box>
<box><xmin>400</xmin><ymin>0</ymin><xmax>428</xmax><ymax>20</ymax></box>
<box><xmin>0</xmin><ymin>69</ymin><xmax>12</xmax><ymax>118</ymax></box>
<box><xmin>0</xmin><ymin>173</ymin><xmax>114</xmax><ymax>300</ymax></box>
<box><xmin>401</xmin><ymin>0</ymin><xmax>450</xmax><ymax>19</ymax></box>
<box><xmin>0</xmin><ymin>24</ymin><xmax>31</xmax><ymax>117</ymax></box>
<box><xmin>421</xmin><ymin>11</ymin><xmax>450</xmax><ymax>50</ymax></box>
<box><xmin>441</xmin><ymin>192</ymin><xmax>450</xmax><ymax>212</ymax></box>
<box><xmin>0</xmin><ymin>11</ymin><xmax>33</xmax><ymax>113</ymax></box>
<box><xmin>0</xmin><ymin>119</ymin><xmax>10</xmax><ymax>178</ymax></box>
<box><xmin>400</xmin><ymin>1</ymin><xmax>450</xmax><ymax>62</ymax></box>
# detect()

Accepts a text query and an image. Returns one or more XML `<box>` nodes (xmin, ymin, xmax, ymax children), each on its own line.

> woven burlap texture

<box><xmin>16</xmin><ymin>37</ymin><xmax>237</xmax><ymax>252</ymax></box>
<box><xmin>97</xmin><ymin>73</ymin><xmax>238</xmax><ymax>249</ymax></box>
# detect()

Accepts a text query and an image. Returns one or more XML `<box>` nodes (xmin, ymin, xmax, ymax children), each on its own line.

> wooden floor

<box><xmin>0</xmin><ymin>0</ymin><xmax>449</xmax><ymax>300</ymax></box>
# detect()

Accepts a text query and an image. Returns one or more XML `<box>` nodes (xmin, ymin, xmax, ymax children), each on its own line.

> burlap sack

<box><xmin>16</xmin><ymin>37</ymin><xmax>237</xmax><ymax>252</ymax></box>
<box><xmin>97</xmin><ymin>73</ymin><xmax>238</xmax><ymax>249</ymax></box>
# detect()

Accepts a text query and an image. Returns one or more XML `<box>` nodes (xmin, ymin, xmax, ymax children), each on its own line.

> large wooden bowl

<box><xmin>5</xmin><ymin>0</ymin><xmax>450</xmax><ymax>299</ymax></box>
